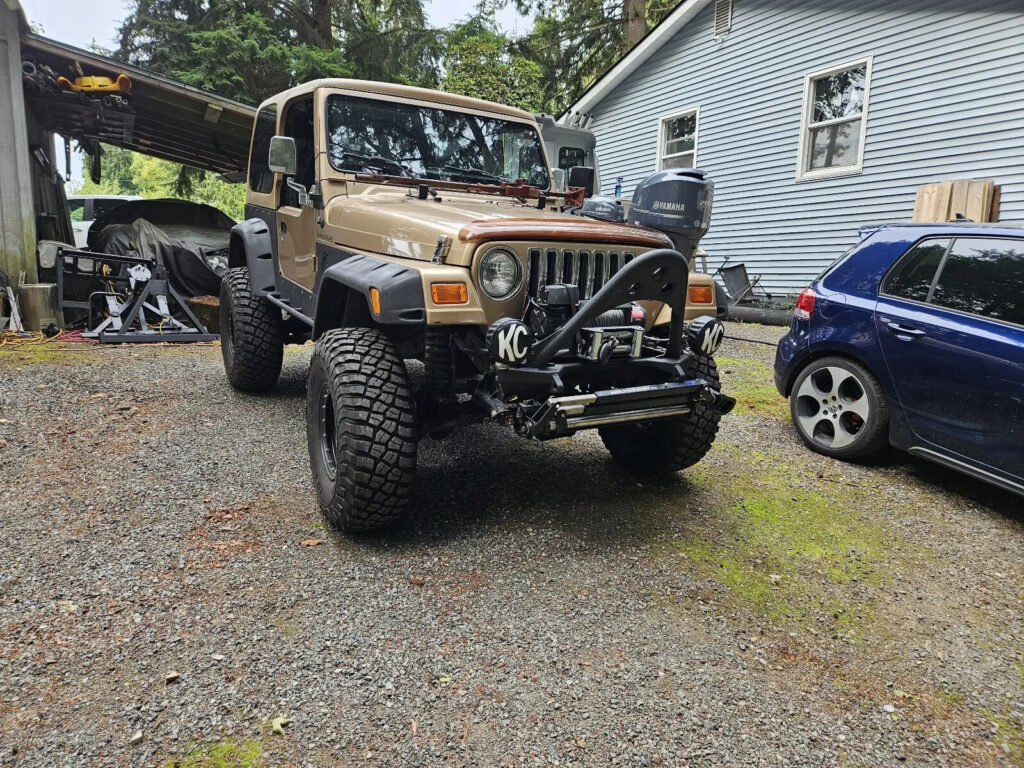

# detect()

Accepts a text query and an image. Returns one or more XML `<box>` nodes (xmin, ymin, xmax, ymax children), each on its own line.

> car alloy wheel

<box><xmin>793</xmin><ymin>365</ymin><xmax>871</xmax><ymax>450</ymax></box>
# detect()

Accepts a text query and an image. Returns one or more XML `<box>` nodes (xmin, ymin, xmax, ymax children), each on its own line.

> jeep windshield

<box><xmin>326</xmin><ymin>93</ymin><xmax>549</xmax><ymax>190</ymax></box>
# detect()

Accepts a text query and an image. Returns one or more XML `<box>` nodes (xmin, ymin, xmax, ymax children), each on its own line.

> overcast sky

<box><xmin>23</xmin><ymin>0</ymin><xmax>531</xmax><ymax>185</ymax></box>
<box><xmin>22</xmin><ymin>0</ymin><xmax>530</xmax><ymax>51</ymax></box>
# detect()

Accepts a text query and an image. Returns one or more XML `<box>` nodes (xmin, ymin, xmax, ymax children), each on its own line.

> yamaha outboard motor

<box><xmin>627</xmin><ymin>168</ymin><xmax>713</xmax><ymax>262</ymax></box>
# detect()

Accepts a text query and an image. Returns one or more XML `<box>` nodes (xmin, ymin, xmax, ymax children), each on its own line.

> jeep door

<box><xmin>276</xmin><ymin>95</ymin><xmax>318</xmax><ymax>291</ymax></box>
<box><xmin>875</xmin><ymin>236</ymin><xmax>1024</xmax><ymax>481</ymax></box>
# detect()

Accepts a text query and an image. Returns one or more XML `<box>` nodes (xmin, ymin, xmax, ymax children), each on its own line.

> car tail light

<box><xmin>794</xmin><ymin>288</ymin><xmax>816</xmax><ymax>320</ymax></box>
<box><xmin>688</xmin><ymin>284</ymin><xmax>714</xmax><ymax>304</ymax></box>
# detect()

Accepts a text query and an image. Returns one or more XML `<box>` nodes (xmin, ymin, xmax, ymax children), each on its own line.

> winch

<box><xmin>523</xmin><ymin>282</ymin><xmax>648</xmax><ymax>364</ymax></box>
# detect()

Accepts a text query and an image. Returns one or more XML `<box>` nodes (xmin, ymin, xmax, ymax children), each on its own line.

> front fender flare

<box><xmin>313</xmin><ymin>253</ymin><xmax>426</xmax><ymax>338</ymax></box>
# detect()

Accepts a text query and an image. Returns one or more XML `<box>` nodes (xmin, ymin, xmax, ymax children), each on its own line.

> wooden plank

<box><xmin>932</xmin><ymin>181</ymin><xmax>953</xmax><ymax>222</ymax></box>
<box><xmin>912</xmin><ymin>181</ymin><xmax>953</xmax><ymax>223</ymax></box>
<box><xmin>949</xmin><ymin>179</ymin><xmax>971</xmax><ymax>220</ymax></box>
<box><xmin>965</xmin><ymin>179</ymin><xmax>991</xmax><ymax>223</ymax></box>
<box><xmin>912</xmin><ymin>184</ymin><xmax>932</xmax><ymax>222</ymax></box>
<box><xmin>989</xmin><ymin>185</ymin><xmax>1001</xmax><ymax>222</ymax></box>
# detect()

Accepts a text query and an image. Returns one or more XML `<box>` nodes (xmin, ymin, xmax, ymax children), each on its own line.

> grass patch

<box><xmin>988</xmin><ymin>711</ymin><xmax>1024</xmax><ymax>764</ymax></box>
<box><xmin>672</xmin><ymin>449</ymin><xmax>893</xmax><ymax>635</ymax></box>
<box><xmin>165</xmin><ymin>740</ymin><xmax>262</xmax><ymax>768</ymax></box>
<box><xmin>716</xmin><ymin>355</ymin><xmax>788</xmax><ymax>419</ymax></box>
<box><xmin>0</xmin><ymin>341</ymin><xmax>102</xmax><ymax>366</ymax></box>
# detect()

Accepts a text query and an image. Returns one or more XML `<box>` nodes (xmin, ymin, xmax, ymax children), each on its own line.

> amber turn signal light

<box><xmin>431</xmin><ymin>283</ymin><xmax>469</xmax><ymax>305</ymax></box>
<box><xmin>369</xmin><ymin>287</ymin><xmax>382</xmax><ymax>314</ymax></box>
<box><xmin>688</xmin><ymin>284</ymin><xmax>714</xmax><ymax>304</ymax></box>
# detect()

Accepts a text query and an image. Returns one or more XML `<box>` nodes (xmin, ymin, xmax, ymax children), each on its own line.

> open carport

<box><xmin>0</xmin><ymin>0</ymin><xmax>254</xmax><ymax>284</ymax></box>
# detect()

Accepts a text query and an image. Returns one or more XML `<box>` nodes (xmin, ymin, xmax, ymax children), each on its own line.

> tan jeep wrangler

<box><xmin>220</xmin><ymin>79</ymin><xmax>735</xmax><ymax>532</ymax></box>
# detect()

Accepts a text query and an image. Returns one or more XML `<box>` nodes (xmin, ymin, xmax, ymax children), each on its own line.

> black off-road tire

<box><xmin>306</xmin><ymin>327</ymin><xmax>417</xmax><ymax>532</ymax></box>
<box><xmin>220</xmin><ymin>268</ymin><xmax>283</xmax><ymax>392</ymax></box>
<box><xmin>599</xmin><ymin>356</ymin><xmax>722</xmax><ymax>474</ymax></box>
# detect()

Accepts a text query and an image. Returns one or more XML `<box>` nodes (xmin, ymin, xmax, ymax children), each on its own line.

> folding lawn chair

<box><xmin>720</xmin><ymin>262</ymin><xmax>771</xmax><ymax>304</ymax></box>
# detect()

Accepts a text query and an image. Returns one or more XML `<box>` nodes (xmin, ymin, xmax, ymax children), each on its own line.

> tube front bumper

<box><xmin>513</xmin><ymin>378</ymin><xmax>735</xmax><ymax>439</ymax></box>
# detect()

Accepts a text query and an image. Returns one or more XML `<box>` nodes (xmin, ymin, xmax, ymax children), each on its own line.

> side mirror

<box><xmin>567</xmin><ymin>165</ymin><xmax>595</xmax><ymax>198</ymax></box>
<box><xmin>269</xmin><ymin>135</ymin><xmax>311</xmax><ymax>207</ymax></box>
<box><xmin>268</xmin><ymin>135</ymin><xmax>297</xmax><ymax>176</ymax></box>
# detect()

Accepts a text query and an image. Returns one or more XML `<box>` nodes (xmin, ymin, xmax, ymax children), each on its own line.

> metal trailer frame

<box><xmin>56</xmin><ymin>247</ymin><xmax>217</xmax><ymax>343</ymax></box>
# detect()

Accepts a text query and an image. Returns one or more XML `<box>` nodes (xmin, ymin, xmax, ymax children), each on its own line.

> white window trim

<box><xmin>795</xmin><ymin>56</ymin><xmax>873</xmax><ymax>182</ymax></box>
<box><xmin>657</xmin><ymin>106</ymin><xmax>700</xmax><ymax>171</ymax></box>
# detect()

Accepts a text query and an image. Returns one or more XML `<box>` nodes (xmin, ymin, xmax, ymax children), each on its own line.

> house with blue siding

<box><xmin>558</xmin><ymin>0</ymin><xmax>1024</xmax><ymax>296</ymax></box>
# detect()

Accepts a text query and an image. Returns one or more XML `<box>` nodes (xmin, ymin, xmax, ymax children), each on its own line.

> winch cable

<box><xmin>723</xmin><ymin>333</ymin><xmax>779</xmax><ymax>347</ymax></box>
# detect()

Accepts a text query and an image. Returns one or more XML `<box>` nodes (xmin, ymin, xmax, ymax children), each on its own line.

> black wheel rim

<box><xmin>222</xmin><ymin>303</ymin><xmax>235</xmax><ymax>367</ymax></box>
<box><xmin>318</xmin><ymin>383</ymin><xmax>338</xmax><ymax>481</ymax></box>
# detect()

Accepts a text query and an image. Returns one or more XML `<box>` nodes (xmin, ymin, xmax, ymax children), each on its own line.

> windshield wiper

<box><xmin>341</xmin><ymin>152</ymin><xmax>411</xmax><ymax>177</ymax></box>
<box><xmin>441</xmin><ymin>164</ymin><xmax>502</xmax><ymax>183</ymax></box>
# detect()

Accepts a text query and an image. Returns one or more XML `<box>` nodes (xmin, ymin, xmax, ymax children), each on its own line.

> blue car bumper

<box><xmin>773</xmin><ymin>320</ymin><xmax>810</xmax><ymax>397</ymax></box>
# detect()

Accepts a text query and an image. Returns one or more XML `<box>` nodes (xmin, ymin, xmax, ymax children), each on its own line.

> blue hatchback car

<box><xmin>774</xmin><ymin>223</ymin><xmax>1023</xmax><ymax>497</ymax></box>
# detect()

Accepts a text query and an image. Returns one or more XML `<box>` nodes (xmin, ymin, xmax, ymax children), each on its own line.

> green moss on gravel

<box><xmin>0</xmin><ymin>343</ymin><xmax>102</xmax><ymax>366</ymax></box>
<box><xmin>164</xmin><ymin>739</ymin><xmax>262</xmax><ymax>768</ymax></box>
<box><xmin>986</xmin><ymin>711</ymin><xmax>1024</xmax><ymax>764</ymax></box>
<box><xmin>716</xmin><ymin>355</ymin><xmax>788</xmax><ymax>419</ymax></box>
<box><xmin>671</xmin><ymin>446</ymin><xmax>894</xmax><ymax>635</ymax></box>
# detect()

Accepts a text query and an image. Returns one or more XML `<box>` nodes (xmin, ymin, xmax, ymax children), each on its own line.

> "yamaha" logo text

<box><xmin>653</xmin><ymin>200</ymin><xmax>686</xmax><ymax>212</ymax></box>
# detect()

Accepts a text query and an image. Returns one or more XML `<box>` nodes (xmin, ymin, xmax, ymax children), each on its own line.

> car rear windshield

<box><xmin>326</xmin><ymin>94</ymin><xmax>549</xmax><ymax>190</ymax></box>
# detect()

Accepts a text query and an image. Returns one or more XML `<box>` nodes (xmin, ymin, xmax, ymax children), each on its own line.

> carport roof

<box><xmin>20</xmin><ymin>33</ymin><xmax>257</xmax><ymax>176</ymax></box>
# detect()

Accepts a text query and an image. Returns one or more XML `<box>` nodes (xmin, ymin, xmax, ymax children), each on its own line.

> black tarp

<box><xmin>88</xmin><ymin>199</ymin><xmax>233</xmax><ymax>297</ymax></box>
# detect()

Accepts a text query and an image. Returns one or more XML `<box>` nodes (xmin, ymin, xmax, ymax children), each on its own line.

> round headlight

<box><xmin>478</xmin><ymin>247</ymin><xmax>522</xmax><ymax>301</ymax></box>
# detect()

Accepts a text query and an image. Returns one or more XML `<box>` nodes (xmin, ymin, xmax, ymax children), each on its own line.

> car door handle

<box><xmin>886</xmin><ymin>322</ymin><xmax>926</xmax><ymax>339</ymax></box>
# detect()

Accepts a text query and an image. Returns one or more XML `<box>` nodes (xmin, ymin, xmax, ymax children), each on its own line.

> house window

<box><xmin>797</xmin><ymin>58</ymin><xmax>872</xmax><ymax>180</ymax></box>
<box><xmin>658</xmin><ymin>108</ymin><xmax>698</xmax><ymax>170</ymax></box>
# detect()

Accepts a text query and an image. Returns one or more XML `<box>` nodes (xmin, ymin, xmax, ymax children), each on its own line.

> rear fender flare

<box><xmin>229</xmin><ymin>218</ymin><xmax>276</xmax><ymax>295</ymax></box>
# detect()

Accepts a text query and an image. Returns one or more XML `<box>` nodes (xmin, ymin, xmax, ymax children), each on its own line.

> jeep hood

<box><xmin>323</xmin><ymin>186</ymin><xmax>671</xmax><ymax>263</ymax></box>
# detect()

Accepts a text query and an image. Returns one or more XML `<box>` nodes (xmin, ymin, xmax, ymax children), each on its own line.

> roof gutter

<box><xmin>558</xmin><ymin>0</ymin><xmax>713</xmax><ymax>125</ymax></box>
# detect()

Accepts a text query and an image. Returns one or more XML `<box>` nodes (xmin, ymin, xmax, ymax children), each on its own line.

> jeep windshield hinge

<box><xmin>433</xmin><ymin>235</ymin><xmax>451</xmax><ymax>263</ymax></box>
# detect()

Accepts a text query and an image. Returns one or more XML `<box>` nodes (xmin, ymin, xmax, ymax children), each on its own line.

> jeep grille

<box><xmin>526</xmin><ymin>248</ymin><xmax>638</xmax><ymax>300</ymax></box>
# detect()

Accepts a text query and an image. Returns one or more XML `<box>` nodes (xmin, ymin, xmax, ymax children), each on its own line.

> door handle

<box><xmin>280</xmin><ymin>221</ymin><xmax>287</xmax><ymax>234</ymax></box>
<box><xmin>886</xmin><ymin>322</ymin><xmax>926</xmax><ymax>339</ymax></box>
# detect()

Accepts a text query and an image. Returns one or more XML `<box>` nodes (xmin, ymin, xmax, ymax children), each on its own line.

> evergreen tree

<box><xmin>441</xmin><ymin>20</ymin><xmax>542</xmax><ymax>112</ymax></box>
<box><xmin>496</xmin><ymin>0</ymin><xmax>677</xmax><ymax>113</ymax></box>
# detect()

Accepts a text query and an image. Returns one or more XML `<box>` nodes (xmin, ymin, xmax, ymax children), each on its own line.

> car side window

<box><xmin>930</xmin><ymin>237</ymin><xmax>1024</xmax><ymax>326</ymax></box>
<box><xmin>881</xmin><ymin>239</ymin><xmax>949</xmax><ymax>302</ymax></box>
<box><xmin>248</xmin><ymin>105</ymin><xmax>278</xmax><ymax>195</ymax></box>
<box><xmin>280</xmin><ymin>96</ymin><xmax>316</xmax><ymax>208</ymax></box>
<box><xmin>68</xmin><ymin>200</ymin><xmax>85</xmax><ymax>222</ymax></box>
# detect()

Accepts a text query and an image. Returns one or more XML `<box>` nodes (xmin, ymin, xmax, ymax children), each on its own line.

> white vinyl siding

<box><xmin>658</xmin><ymin>108</ymin><xmax>699</xmax><ymax>169</ymax></box>
<box><xmin>583</xmin><ymin>0</ymin><xmax>1024</xmax><ymax>295</ymax></box>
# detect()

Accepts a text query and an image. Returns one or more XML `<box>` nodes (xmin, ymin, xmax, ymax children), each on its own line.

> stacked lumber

<box><xmin>912</xmin><ymin>179</ymin><xmax>1001</xmax><ymax>223</ymax></box>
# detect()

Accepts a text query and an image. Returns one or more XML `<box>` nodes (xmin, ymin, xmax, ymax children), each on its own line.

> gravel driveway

<box><xmin>1</xmin><ymin>324</ymin><xmax>1021</xmax><ymax>768</ymax></box>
